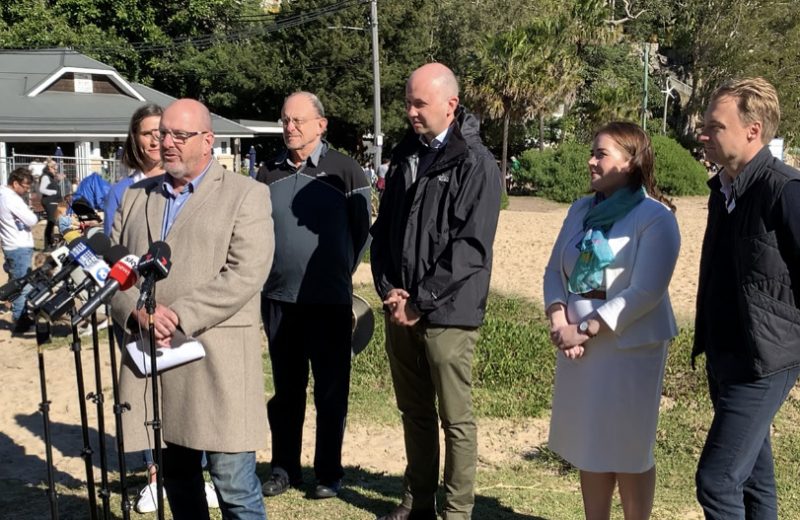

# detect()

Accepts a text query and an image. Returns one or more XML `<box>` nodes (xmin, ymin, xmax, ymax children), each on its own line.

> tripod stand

<box><xmin>84</xmin><ymin>295</ymin><xmax>112</xmax><ymax>520</ymax></box>
<box><xmin>69</xmin><ymin>309</ymin><xmax>99</xmax><ymax>520</ymax></box>
<box><xmin>105</xmin><ymin>315</ymin><xmax>132</xmax><ymax>520</ymax></box>
<box><xmin>34</xmin><ymin>318</ymin><xmax>59</xmax><ymax>520</ymax></box>
<box><xmin>143</xmin><ymin>289</ymin><xmax>166</xmax><ymax>520</ymax></box>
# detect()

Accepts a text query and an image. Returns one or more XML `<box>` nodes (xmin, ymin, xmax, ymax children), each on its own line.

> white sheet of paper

<box><xmin>125</xmin><ymin>332</ymin><xmax>205</xmax><ymax>376</ymax></box>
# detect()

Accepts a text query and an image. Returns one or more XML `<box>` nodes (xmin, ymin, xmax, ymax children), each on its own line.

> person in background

<box><xmin>693</xmin><ymin>77</ymin><xmax>800</xmax><ymax>520</ymax></box>
<box><xmin>103</xmin><ymin>103</ymin><xmax>164</xmax><ymax>236</ymax></box>
<box><xmin>544</xmin><ymin>122</ymin><xmax>680</xmax><ymax>520</ymax></box>
<box><xmin>0</xmin><ymin>167</ymin><xmax>38</xmax><ymax>334</ymax></box>
<box><xmin>38</xmin><ymin>158</ymin><xmax>68</xmax><ymax>249</ymax></box>
<box><xmin>256</xmin><ymin>91</ymin><xmax>370</xmax><ymax>500</ymax></box>
<box><xmin>376</xmin><ymin>157</ymin><xmax>389</xmax><ymax>194</ymax></box>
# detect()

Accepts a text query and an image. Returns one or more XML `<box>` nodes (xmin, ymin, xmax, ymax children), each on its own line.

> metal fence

<box><xmin>2</xmin><ymin>153</ymin><xmax>123</xmax><ymax>186</ymax></box>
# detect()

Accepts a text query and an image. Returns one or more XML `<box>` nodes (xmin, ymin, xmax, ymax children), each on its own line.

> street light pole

<box><xmin>370</xmin><ymin>0</ymin><xmax>382</xmax><ymax>169</ymax></box>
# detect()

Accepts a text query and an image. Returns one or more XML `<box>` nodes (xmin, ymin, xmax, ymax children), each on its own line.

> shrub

<box><xmin>516</xmin><ymin>136</ymin><xmax>709</xmax><ymax>204</ymax></box>
<box><xmin>651</xmin><ymin>135</ymin><xmax>710</xmax><ymax>196</ymax></box>
<box><xmin>517</xmin><ymin>142</ymin><xmax>590</xmax><ymax>203</ymax></box>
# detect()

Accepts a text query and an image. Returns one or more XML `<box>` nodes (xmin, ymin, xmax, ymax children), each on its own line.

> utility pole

<box><xmin>641</xmin><ymin>43</ymin><xmax>649</xmax><ymax>129</ymax></box>
<box><xmin>370</xmin><ymin>0</ymin><xmax>382</xmax><ymax>169</ymax></box>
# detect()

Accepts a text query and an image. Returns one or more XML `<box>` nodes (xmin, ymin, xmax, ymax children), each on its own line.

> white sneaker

<box><xmin>79</xmin><ymin>317</ymin><xmax>109</xmax><ymax>336</ymax></box>
<box><xmin>134</xmin><ymin>482</ymin><xmax>162</xmax><ymax>514</ymax></box>
<box><xmin>133</xmin><ymin>480</ymin><xmax>219</xmax><ymax>512</ymax></box>
<box><xmin>205</xmin><ymin>481</ymin><xmax>219</xmax><ymax>509</ymax></box>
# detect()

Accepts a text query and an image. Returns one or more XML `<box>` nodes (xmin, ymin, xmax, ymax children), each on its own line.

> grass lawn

<box><xmin>5</xmin><ymin>292</ymin><xmax>800</xmax><ymax>519</ymax></box>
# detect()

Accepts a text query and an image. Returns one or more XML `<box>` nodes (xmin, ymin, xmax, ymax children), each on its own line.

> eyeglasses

<box><xmin>280</xmin><ymin>117</ymin><xmax>320</xmax><ymax>128</ymax></box>
<box><xmin>156</xmin><ymin>129</ymin><xmax>209</xmax><ymax>144</ymax></box>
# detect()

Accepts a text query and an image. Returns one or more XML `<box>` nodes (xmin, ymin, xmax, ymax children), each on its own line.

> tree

<box><xmin>465</xmin><ymin>18</ymin><xmax>581</xmax><ymax>191</ymax></box>
<box><xmin>675</xmin><ymin>0</ymin><xmax>800</xmax><ymax>144</ymax></box>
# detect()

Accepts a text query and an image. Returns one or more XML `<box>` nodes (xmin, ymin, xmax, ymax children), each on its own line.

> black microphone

<box><xmin>27</xmin><ymin>237</ymin><xmax>90</xmax><ymax>311</ymax></box>
<box><xmin>72</xmin><ymin>246</ymin><xmax>140</xmax><ymax>326</ymax></box>
<box><xmin>0</xmin><ymin>243</ymin><xmax>75</xmax><ymax>301</ymax></box>
<box><xmin>38</xmin><ymin>242</ymin><xmax>126</xmax><ymax>323</ymax></box>
<box><xmin>136</xmin><ymin>241</ymin><xmax>172</xmax><ymax>311</ymax></box>
<box><xmin>28</xmin><ymin>234</ymin><xmax>112</xmax><ymax>313</ymax></box>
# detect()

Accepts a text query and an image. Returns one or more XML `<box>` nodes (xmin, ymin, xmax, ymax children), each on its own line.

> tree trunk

<box><xmin>501</xmin><ymin>106</ymin><xmax>510</xmax><ymax>194</ymax></box>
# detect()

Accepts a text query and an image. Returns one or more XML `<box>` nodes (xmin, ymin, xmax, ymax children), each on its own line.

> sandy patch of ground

<box><xmin>356</xmin><ymin>195</ymin><xmax>706</xmax><ymax>323</ymax></box>
<box><xmin>1</xmin><ymin>196</ymin><xmax>708</xmax><ymax>496</ymax></box>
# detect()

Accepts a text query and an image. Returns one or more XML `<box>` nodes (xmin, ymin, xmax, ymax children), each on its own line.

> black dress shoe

<box><xmin>261</xmin><ymin>468</ymin><xmax>298</xmax><ymax>497</ymax></box>
<box><xmin>313</xmin><ymin>480</ymin><xmax>341</xmax><ymax>499</ymax></box>
<box><xmin>377</xmin><ymin>504</ymin><xmax>437</xmax><ymax>520</ymax></box>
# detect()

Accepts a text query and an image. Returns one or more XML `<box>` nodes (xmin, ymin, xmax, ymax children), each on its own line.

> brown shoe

<box><xmin>377</xmin><ymin>505</ymin><xmax>437</xmax><ymax>520</ymax></box>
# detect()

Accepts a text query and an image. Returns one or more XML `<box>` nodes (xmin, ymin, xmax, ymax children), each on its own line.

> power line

<box><xmin>46</xmin><ymin>0</ymin><xmax>370</xmax><ymax>55</ymax></box>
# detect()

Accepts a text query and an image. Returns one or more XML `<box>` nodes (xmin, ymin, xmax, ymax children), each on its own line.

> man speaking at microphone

<box><xmin>110</xmin><ymin>98</ymin><xmax>274</xmax><ymax>520</ymax></box>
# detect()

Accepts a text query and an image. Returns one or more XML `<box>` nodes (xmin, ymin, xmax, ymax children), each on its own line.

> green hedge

<box><xmin>518</xmin><ymin>142</ymin><xmax>590</xmax><ymax>203</ymax></box>
<box><xmin>651</xmin><ymin>135</ymin><xmax>710</xmax><ymax>196</ymax></box>
<box><xmin>517</xmin><ymin>136</ymin><xmax>709</xmax><ymax>204</ymax></box>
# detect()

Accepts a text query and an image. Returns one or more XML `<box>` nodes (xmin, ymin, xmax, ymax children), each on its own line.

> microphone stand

<box><xmin>144</xmin><ymin>286</ymin><xmax>166</xmax><ymax>520</ymax></box>
<box><xmin>34</xmin><ymin>316</ymin><xmax>59</xmax><ymax>520</ymax></box>
<box><xmin>69</xmin><ymin>307</ymin><xmax>99</xmax><ymax>520</ymax></box>
<box><xmin>105</xmin><ymin>312</ymin><xmax>132</xmax><ymax>520</ymax></box>
<box><xmin>85</xmin><ymin>287</ymin><xmax>111</xmax><ymax>520</ymax></box>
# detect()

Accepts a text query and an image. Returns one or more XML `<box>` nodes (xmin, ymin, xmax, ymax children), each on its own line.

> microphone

<box><xmin>74</xmin><ymin>234</ymin><xmax>113</xmax><ymax>287</ymax></box>
<box><xmin>72</xmin><ymin>246</ymin><xmax>139</xmax><ymax>326</ymax></box>
<box><xmin>136</xmin><ymin>241</ymin><xmax>172</xmax><ymax>311</ymax></box>
<box><xmin>47</xmin><ymin>234</ymin><xmax>111</xmax><ymax>290</ymax></box>
<box><xmin>38</xmin><ymin>242</ymin><xmax>121</xmax><ymax>323</ymax></box>
<box><xmin>32</xmin><ymin>235</ymin><xmax>113</xmax><ymax>319</ymax></box>
<box><xmin>27</xmin><ymin>237</ymin><xmax>97</xmax><ymax>311</ymax></box>
<box><xmin>0</xmin><ymin>243</ymin><xmax>66</xmax><ymax>301</ymax></box>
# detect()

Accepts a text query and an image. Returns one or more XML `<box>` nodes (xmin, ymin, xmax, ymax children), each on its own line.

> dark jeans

<box><xmin>696</xmin><ymin>364</ymin><xmax>800</xmax><ymax>520</ymax></box>
<box><xmin>163</xmin><ymin>443</ymin><xmax>265</xmax><ymax>520</ymax></box>
<box><xmin>262</xmin><ymin>299</ymin><xmax>352</xmax><ymax>485</ymax></box>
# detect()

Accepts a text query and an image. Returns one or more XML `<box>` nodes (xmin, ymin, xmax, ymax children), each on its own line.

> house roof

<box><xmin>0</xmin><ymin>48</ymin><xmax>253</xmax><ymax>141</ymax></box>
<box><xmin>236</xmin><ymin>119</ymin><xmax>283</xmax><ymax>134</ymax></box>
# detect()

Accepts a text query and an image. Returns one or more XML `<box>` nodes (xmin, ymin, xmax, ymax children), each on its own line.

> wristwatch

<box><xmin>579</xmin><ymin>319</ymin><xmax>596</xmax><ymax>338</ymax></box>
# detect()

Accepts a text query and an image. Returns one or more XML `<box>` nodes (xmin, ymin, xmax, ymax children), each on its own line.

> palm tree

<box><xmin>465</xmin><ymin>19</ymin><xmax>582</xmax><ymax>190</ymax></box>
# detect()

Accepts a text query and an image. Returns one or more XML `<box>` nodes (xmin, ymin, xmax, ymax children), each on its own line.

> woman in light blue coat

<box><xmin>544</xmin><ymin>122</ymin><xmax>681</xmax><ymax>520</ymax></box>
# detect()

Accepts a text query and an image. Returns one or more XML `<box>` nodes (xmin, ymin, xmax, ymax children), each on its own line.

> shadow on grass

<box><xmin>16</xmin><ymin>412</ymin><xmax>122</xmax><ymax>474</ymax></box>
<box><xmin>256</xmin><ymin>462</ymin><xmax>547</xmax><ymax>519</ymax></box>
<box><xmin>0</xmin><ymin>431</ymin><xmax>82</xmax><ymax>487</ymax></box>
<box><xmin>0</xmin><ymin>476</ymin><xmax>128</xmax><ymax>520</ymax></box>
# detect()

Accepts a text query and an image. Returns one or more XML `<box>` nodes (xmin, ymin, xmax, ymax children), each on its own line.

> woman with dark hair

<box><xmin>543</xmin><ymin>122</ymin><xmax>681</xmax><ymax>519</ymax></box>
<box><xmin>103</xmin><ymin>103</ymin><xmax>164</xmax><ymax>235</ymax></box>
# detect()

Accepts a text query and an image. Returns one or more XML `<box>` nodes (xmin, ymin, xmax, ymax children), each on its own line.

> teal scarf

<box><xmin>567</xmin><ymin>187</ymin><xmax>646</xmax><ymax>294</ymax></box>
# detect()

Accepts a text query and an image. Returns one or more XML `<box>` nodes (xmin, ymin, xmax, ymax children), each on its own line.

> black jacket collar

<box><xmin>708</xmin><ymin>145</ymin><xmax>774</xmax><ymax>199</ymax></box>
<box><xmin>394</xmin><ymin>106</ymin><xmax>481</xmax><ymax>173</ymax></box>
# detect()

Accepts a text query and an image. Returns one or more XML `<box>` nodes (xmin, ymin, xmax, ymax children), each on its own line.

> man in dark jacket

<box><xmin>693</xmin><ymin>77</ymin><xmax>800</xmax><ymax>519</ymax></box>
<box><xmin>370</xmin><ymin>63</ymin><xmax>501</xmax><ymax>520</ymax></box>
<box><xmin>256</xmin><ymin>91</ymin><xmax>371</xmax><ymax>500</ymax></box>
